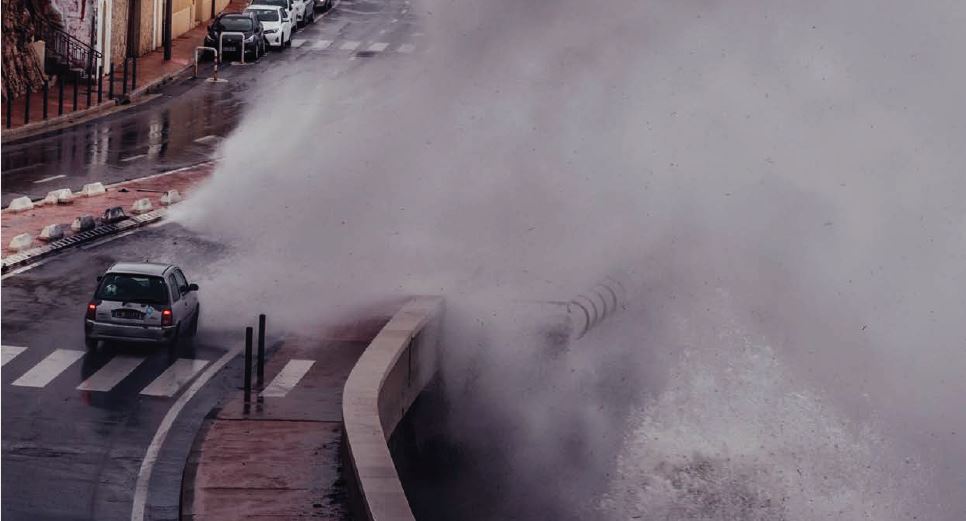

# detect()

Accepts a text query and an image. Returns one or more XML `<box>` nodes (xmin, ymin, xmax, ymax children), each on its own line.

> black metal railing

<box><xmin>44</xmin><ymin>24</ymin><xmax>102</xmax><ymax>78</ymax></box>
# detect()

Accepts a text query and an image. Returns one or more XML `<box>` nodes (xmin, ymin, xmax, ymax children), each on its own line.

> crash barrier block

<box><xmin>103</xmin><ymin>206</ymin><xmax>128</xmax><ymax>224</ymax></box>
<box><xmin>8</xmin><ymin>233</ymin><xmax>33</xmax><ymax>252</ymax></box>
<box><xmin>7</xmin><ymin>196</ymin><xmax>35</xmax><ymax>212</ymax></box>
<box><xmin>38</xmin><ymin>224</ymin><xmax>66</xmax><ymax>242</ymax></box>
<box><xmin>43</xmin><ymin>188</ymin><xmax>74</xmax><ymax>205</ymax></box>
<box><xmin>72</xmin><ymin>215</ymin><xmax>96</xmax><ymax>232</ymax></box>
<box><xmin>160</xmin><ymin>190</ymin><xmax>183</xmax><ymax>206</ymax></box>
<box><xmin>567</xmin><ymin>276</ymin><xmax>628</xmax><ymax>339</ymax></box>
<box><xmin>343</xmin><ymin>297</ymin><xmax>443</xmax><ymax>521</ymax></box>
<box><xmin>81</xmin><ymin>182</ymin><xmax>107</xmax><ymax>197</ymax></box>
<box><xmin>131</xmin><ymin>198</ymin><xmax>153</xmax><ymax>215</ymax></box>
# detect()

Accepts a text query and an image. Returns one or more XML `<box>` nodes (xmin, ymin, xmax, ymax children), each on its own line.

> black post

<box><xmin>97</xmin><ymin>66</ymin><xmax>103</xmax><ymax>104</ymax></box>
<box><xmin>164</xmin><ymin>0</ymin><xmax>173</xmax><ymax>61</ymax></box>
<box><xmin>257</xmin><ymin>314</ymin><xmax>266</xmax><ymax>389</ymax></box>
<box><xmin>58</xmin><ymin>78</ymin><xmax>65</xmax><ymax>115</ymax></box>
<box><xmin>122</xmin><ymin>59</ymin><xmax>129</xmax><ymax>96</ymax></box>
<box><xmin>5</xmin><ymin>89</ymin><xmax>12</xmax><ymax>129</ymax></box>
<box><xmin>72</xmin><ymin>74</ymin><xmax>79</xmax><ymax>111</ymax></box>
<box><xmin>23</xmin><ymin>87</ymin><xmax>31</xmax><ymax>124</ymax></box>
<box><xmin>86</xmin><ymin>73</ymin><xmax>93</xmax><ymax>108</ymax></box>
<box><xmin>42</xmin><ymin>80</ymin><xmax>49</xmax><ymax>120</ymax></box>
<box><xmin>131</xmin><ymin>57</ymin><xmax>138</xmax><ymax>91</ymax></box>
<box><xmin>244</xmin><ymin>326</ymin><xmax>253</xmax><ymax>403</ymax></box>
<box><xmin>108</xmin><ymin>63</ymin><xmax>115</xmax><ymax>99</ymax></box>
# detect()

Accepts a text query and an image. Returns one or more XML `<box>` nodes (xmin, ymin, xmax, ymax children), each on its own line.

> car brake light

<box><xmin>161</xmin><ymin>309</ymin><xmax>173</xmax><ymax>326</ymax></box>
<box><xmin>87</xmin><ymin>302</ymin><xmax>97</xmax><ymax>320</ymax></box>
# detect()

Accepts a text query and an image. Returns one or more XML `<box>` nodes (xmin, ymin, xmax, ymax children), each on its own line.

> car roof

<box><xmin>220</xmin><ymin>12</ymin><xmax>256</xmax><ymax>18</ymax></box>
<box><xmin>247</xmin><ymin>4</ymin><xmax>282</xmax><ymax>9</ymax></box>
<box><xmin>106</xmin><ymin>262</ymin><xmax>174</xmax><ymax>276</ymax></box>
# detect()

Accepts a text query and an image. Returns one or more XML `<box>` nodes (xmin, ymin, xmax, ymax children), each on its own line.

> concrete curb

<box><xmin>342</xmin><ymin>296</ymin><xmax>443</xmax><ymax>521</ymax></box>
<box><xmin>0</xmin><ymin>207</ymin><xmax>167</xmax><ymax>273</ymax></box>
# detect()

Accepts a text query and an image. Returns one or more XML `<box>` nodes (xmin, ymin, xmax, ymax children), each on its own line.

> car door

<box><xmin>166</xmin><ymin>273</ymin><xmax>189</xmax><ymax>328</ymax></box>
<box><xmin>172</xmin><ymin>269</ymin><xmax>196</xmax><ymax>320</ymax></box>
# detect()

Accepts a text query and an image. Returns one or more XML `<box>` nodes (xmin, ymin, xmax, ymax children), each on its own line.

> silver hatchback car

<box><xmin>84</xmin><ymin>262</ymin><xmax>201</xmax><ymax>348</ymax></box>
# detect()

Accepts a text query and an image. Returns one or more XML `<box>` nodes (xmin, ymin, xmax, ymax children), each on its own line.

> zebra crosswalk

<box><xmin>289</xmin><ymin>38</ymin><xmax>419</xmax><ymax>54</ymax></box>
<box><xmin>1</xmin><ymin>345</ymin><xmax>315</xmax><ymax>399</ymax></box>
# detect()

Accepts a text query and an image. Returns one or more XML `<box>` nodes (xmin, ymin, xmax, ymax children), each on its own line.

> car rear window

<box><xmin>217</xmin><ymin>17</ymin><xmax>255</xmax><ymax>31</ymax></box>
<box><xmin>259</xmin><ymin>0</ymin><xmax>288</xmax><ymax>9</ymax></box>
<box><xmin>96</xmin><ymin>274</ymin><xmax>170</xmax><ymax>304</ymax></box>
<box><xmin>248</xmin><ymin>8</ymin><xmax>280</xmax><ymax>21</ymax></box>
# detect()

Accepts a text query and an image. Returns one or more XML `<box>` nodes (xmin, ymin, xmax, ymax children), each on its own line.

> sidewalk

<box><xmin>0</xmin><ymin>0</ymin><xmax>247</xmax><ymax>142</ymax></box>
<box><xmin>181</xmin><ymin>317</ymin><xmax>391</xmax><ymax>520</ymax></box>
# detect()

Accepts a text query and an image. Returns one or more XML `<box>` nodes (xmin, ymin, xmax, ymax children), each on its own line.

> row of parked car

<box><xmin>203</xmin><ymin>0</ymin><xmax>334</xmax><ymax>61</ymax></box>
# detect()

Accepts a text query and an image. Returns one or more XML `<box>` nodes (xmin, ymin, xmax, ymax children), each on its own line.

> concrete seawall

<box><xmin>342</xmin><ymin>296</ymin><xmax>444</xmax><ymax>521</ymax></box>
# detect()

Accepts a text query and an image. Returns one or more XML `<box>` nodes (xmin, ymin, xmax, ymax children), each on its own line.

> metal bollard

<box><xmin>97</xmin><ymin>66</ymin><xmax>103</xmax><ymax>104</ymax></box>
<box><xmin>5</xmin><ymin>89</ymin><xmax>12</xmax><ymax>129</ymax></box>
<box><xmin>257</xmin><ymin>314</ymin><xmax>266</xmax><ymax>389</ymax></box>
<box><xmin>58</xmin><ymin>78</ymin><xmax>64</xmax><ymax>115</ymax></box>
<box><xmin>23</xmin><ymin>87</ymin><xmax>30</xmax><ymax>124</ymax></box>
<box><xmin>244</xmin><ymin>326</ymin><xmax>253</xmax><ymax>403</ymax></box>
<box><xmin>108</xmin><ymin>63</ymin><xmax>115</xmax><ymax>99</ymax></box>
<box><xmin>72</xmin><ymin>74</ymin><xmax>79</xmax><ymax>111</ymax></box>
<box><xmin>122</xmin><ymin>59</ymin><xmax>129</xmax><ymax>96</ymax></box>
<box><xmin>86</xmin><ymin>72</ymin><xmax>93</xmax><ymax>108</ymax></box>
<box><xmin>42</xmin><ymin>80</ymin><xmax>49</xmax><ymax>120</ymax></box>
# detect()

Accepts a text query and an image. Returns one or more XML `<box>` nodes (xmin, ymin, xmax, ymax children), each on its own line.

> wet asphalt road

<box><xmin>2</xmin><ymin>1</ymin><xmax>423</xmax><ymax>519</ymax></box>
<box><xmin>1</xmin><ymin>0</ymin><xmax>424</xmax><ymax>207</ymax></box>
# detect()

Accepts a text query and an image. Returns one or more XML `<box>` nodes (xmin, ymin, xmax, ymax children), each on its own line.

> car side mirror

<box><xmin>187</xmin><ymin>283</ymin><xmax>199</xmax><ymax>292</ymax></box>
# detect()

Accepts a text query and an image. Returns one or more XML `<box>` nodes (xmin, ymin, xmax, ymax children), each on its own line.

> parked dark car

<box><xmin>204</xmin><ymin>12</ymin><xmax>266</xmax><ymax>62</ymax></box>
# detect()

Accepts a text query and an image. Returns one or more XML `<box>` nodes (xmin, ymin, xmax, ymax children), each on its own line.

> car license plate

<box><xmin>113</xmin><ymin>309</ymin><xmax>144</xmax><ymax>319</ymax></box>
<box><xmin>224</xmin><ymin>45</ymin><xmax>237</xmax><ymax>51</ymax></box>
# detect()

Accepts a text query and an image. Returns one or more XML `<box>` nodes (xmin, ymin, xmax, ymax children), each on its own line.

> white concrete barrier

<box><xmin>43</xmin><ymin>188</ymin><xmax>74</xmax><ymax>205</ymax></box>
<box><xmin>131</xmin><ymin>198</ymin><xmax>153</xmax><ymax>214</ymax></box>
<box><xmin>343</xmin><ymin>297</ymin><xmax>443</xmax><ymax>521</ymax></box>
<box><xmin>38</xmin><ymin>224</ymin><xmax>66</xmax><ymax>242</ymax></box>
<box><xmin>160</xmin><ymin>190</ymin><xmax>183</xmax><ymax>206</ymax></box>
<box><xmin>7</xmin><ymin>233</ymin><xmax>33</xmax><ymax>252</ymax></box>
<box><xmin>71</xmin><ymin>215</ymin><xmax>97</xmax><ymax>232</ymax></box>
<box><xmin>81</xmin><ymin>182</ymin><xmax>107</xmax><ymax>197</ymax></box>
<box><xmin>7</xmin><ymin>196</ymin><xmax>35</xmax><ymax>212</ymax></box>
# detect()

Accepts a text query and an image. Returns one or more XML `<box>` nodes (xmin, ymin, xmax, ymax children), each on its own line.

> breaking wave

<box><xmin>599</xmin><ymin>337</ymin><xmax>932</xmax><ymax>521</ymax></box>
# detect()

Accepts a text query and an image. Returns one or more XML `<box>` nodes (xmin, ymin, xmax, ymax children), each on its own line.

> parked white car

<box><xmin>291</xmin><ymin>0</ymin><xmax>316</xmax><ymax>26</ymax></box>
<box><xmin>245</xmin><ymin>5</ymin><xmax>293</xmax><ymax>48</ymax></box>
<box><xmin>255</xmin><ymin>0</ymin><xmax>300</xmax><ymax>29</ymax></box>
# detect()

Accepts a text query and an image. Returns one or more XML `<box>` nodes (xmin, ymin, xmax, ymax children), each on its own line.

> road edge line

<box><xmin>130</xmin><ymin>344</ymin><xmax>242</xmax><ymax>521</ymax></box>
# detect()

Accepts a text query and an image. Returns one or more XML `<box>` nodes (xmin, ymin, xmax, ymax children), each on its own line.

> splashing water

<box><xmin>600</xmin><ymin>338</ymin><xmax>932</xmax><ymax>521</ymax></box>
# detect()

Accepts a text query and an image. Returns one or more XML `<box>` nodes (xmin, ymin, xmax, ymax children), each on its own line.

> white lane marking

<box><xmin>311</xmin><ymin>40</ymin><xmax>332</xmax><ymax>50</ymax></box>
<box><xmin>367</xmin><ymin>42</ymin><xmax>389</xmax><ymax>52</ymax></box>
<box><xmin>11</xmin><ymin>349</ymin><xmax>85</xmax><ymax>387</ymax></box>
<box><xmin>260</xmin><ymin>359</ymin><xmax>315</xmax><ymax>398</ymax></box>
<box><xmin>291</xmin><ymin>38</ymin><xmax>307</xmax><ymax>48</ymax></box>
<box><xmin>130</xmin><ymin>346</ymin><xmax>240</xmax><ymax>521</ymax></box>
<box><xmin>33</xmin><ymin>174</ymin><xmax>67</xmax><ymax>184</ymax></box>
<box><xmin>193</xmin><ymin>135</ymin><xmax>221</xmax><ymax>145</ymax></box>
<box><xmin>76</xmin><ymin>355</ymin><xmax>146</xmax><ymax>392</ymax></box>
<box><xmin>1</xmin><ymin>345</ymin><xmax>29</xmax><ymax>366</ymax></box>
<box><xmin>340</xmin><ymin>40</ymin><xmax>360</xmax><ymax>50</ymax></box>
<box><xmin>120</xmin><ymin>154</ymin><xmax>147</xmax><ymax>163</ymax></box>
<box><xmin>378</xmin><ymin>29</ymin><xmax>387</xmax><ymax>35</ymax></box>
<box><xmin>391</xmin><ymin>18</ymin><xmax>398</xmax><ymax>23</ymax></box>
<box><xmin>139</xmin><ymin>358</ymin><xmax>209</xmax><ymax>397</ymax></box>
<box><xmin>397</xmin><ymin>43</ymin><xmax>415</xmax><ymax>53</ymax></box>
<box><xmin>401</xmin><ymin>8</ymin><xmax>408</xmax><ymax>14</ymax></box>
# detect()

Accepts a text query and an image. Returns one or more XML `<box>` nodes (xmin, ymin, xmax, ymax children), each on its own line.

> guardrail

<box><xmin>342</xmin><ymin>296</ymin><xmax>443</xmax><ymax>521</ymax></box>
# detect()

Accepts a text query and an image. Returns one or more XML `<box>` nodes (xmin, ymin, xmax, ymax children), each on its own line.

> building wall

<box><xmin>50</xmin><ymin>0</ymin><xmax>94</xmax><ymax>47</ymax></box>
<box><xmin>110</xmin><ymin>0</ymin><xmax>129</xmax><ymax>61</ymax></box>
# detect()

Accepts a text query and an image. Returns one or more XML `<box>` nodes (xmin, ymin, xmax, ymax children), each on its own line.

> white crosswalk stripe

<box><xmin>261</xmin><ymin>359</ymin><xmax>315</xmax><ymax>398</ymax></box>
<box><xmin>140</xmin><ymin>359</ymin><xmax>210</xmax><ymax>397</ymax></box>
<box><xmin>367</xmin><ymin>42</ymin><xmax>389</xmax><ymax>52</ymax></box>
<box><xmin>340</xmin><ymin>40</ymin><xmax>361</xmax><ymax>51</ymax></box>
<box><xmin>397</xmin><ymin>43</ymin><xmax>415</xmax><ymax>54</ymax></box>
<box><xmin>77</xmin><ymin>355</ymin><xmax>146</xmax><ymax>392</ymax></box>
<box><xmin>11</xmin><ymin>349</ymin><xmax>85</xmax><ymax>388</ymax></box>
<box><xmin>291</xmin><ymin>38</ymin><xmax>307</xmax><ymax>48</ymax></box>
<box><xmin>310</xmin><ymin>40</ymin><xmax>332</xmax><ymax>50</ymax></box>
<box><xmin>1</xmin><ymin>345</ymin><xmax>28</xmax><ymax>366</ymax></box>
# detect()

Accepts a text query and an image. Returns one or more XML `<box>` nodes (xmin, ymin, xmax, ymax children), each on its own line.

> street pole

<box><xmin>164</xmin><ymin>0</ymin><xmax>173</xmax><ymax>61</ymax></box>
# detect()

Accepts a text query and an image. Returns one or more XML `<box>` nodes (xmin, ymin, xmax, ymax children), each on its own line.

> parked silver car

<box><xmin>84</xmin><ymin>262</ymin><xmax>200</xmax><ymax>348</ymax></box>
